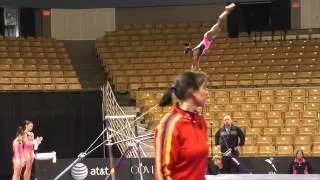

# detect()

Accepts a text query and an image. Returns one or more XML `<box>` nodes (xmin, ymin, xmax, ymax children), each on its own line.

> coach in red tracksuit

<box><xmin>154</xmin><ymin>71</ymin><xmax>209</xmax><ymax>180</ymax></box>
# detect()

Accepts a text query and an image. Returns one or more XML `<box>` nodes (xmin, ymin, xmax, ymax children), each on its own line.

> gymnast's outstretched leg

<box><xmin>185</xmin><ymin>3</ymin><xmax>236</xmax><ymax>71</ymax></box>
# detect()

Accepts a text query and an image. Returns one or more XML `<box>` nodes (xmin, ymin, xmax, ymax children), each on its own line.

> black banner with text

<box><xmin>36</xmin><ymin>157</ymin><xmax>320</xmax><ymax>180</ymax></box>
<box><xmin>36</xmin><ymin>158</ymin><xmax>154</xmax><ymax>180</ymax></box>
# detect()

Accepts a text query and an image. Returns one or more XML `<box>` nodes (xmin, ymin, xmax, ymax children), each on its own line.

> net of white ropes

<box><xmin>102</xmin><ymin>81</ymin><xmax>155</xmax><ymax>158</ymax></box>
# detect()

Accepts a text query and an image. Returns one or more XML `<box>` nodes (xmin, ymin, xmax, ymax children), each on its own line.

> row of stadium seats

<box><xmin>144</xmin><ymin>102</ymin><xmax>319</xmax><ymax>113</ymax></box>
<box><xmin>107</xmin><ymin>61</ymin><xmax>320</xmax><ymax>72</ymax></box>
<box><xmin>106</xmin><ymin>22</ymin><xmax>320</xmax><ymax>41</ymax></box>
<box><xmin>242</xmin><ymin>135</ymin><xmax>320</xmax><ymax>146</ymax></box>
<box><xmin>98</xmin><ymin>41</ymin><xmax>320</xmax><ymax>54</ymax></box>
<box><xmin>0</xmin><ymin>41</ymin><xmax>64</xmax><ymax>47</ymax></box>
<box><xmin>148</xmin><ymin>111</ymin><xmax>319</xmax><ymax>128</ymax></box>
<box><xmin>137</xmin><ymin>88</ymin><xmax>320</xmax><ymax>105</ymax></box>
<box><xmin>99</xmin><ymin>46</ymin><xmax>319</xmax><ymax>55</ymax></box>
<box><xmin>0</xmin><ymin>83</ymin><xmax>81</xmax><ymax>90</ymax></box>
<box><xmin>0</xmin><ymin>47</ymin><xmax>66</xmax><ymax>52</ymax></box>
<box><xmin>208</xmin><ymin>128</ymin><xmax>320</xmax><ymax>138</ymax></box>
<box><xmin>102</xmin><ymin>56</ymin><xmax>319</xmax><ymax>65</ymax></box>
<box><xmin>210</xmin><ymin>145</ymin><xmax>320</xmax><ymax>156</ymax></box>
<box><xmin>118</xmin><ymin>22</ymin><xmax>320</xmax><ymax>33</ymax></box>
<box><xmin>103</xmin><ymin>52</ymin><xmax>319</xmax><ymax>62</ymax></box>
<box><xmin>0</xmin><ymin>70</ymin><xmax>75</xmax><ymax>77</ymax></box>
<box><xmin>0</xmin><ymin>58</ymin><xmax>71</xmax><ymax>65</ymax></box>
<box><xmin>0</xmin><ymin>37</ymin><xmax>81</xmax><ymax>90</ymax></box>
<box><xmin>0</xmin><ymin>52</ymin><xmax>68</xmax><ymax>58</ymax></box>
<box><xmin>0</xmin><ymin>77</ymin><xmax>79</xmax><ymax>84</ymax></box>
<box><xmin>0</xmin><ymin>64</ymin><xmax>74</xmax><ymax>71</ymax></box>
<box><xmin>116</xmin><ymin>75</ymin><xmax>320</xmax><ymax>95</ymax></box>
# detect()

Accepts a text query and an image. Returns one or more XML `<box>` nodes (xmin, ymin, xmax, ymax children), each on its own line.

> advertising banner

<box><xmin>36</xmin><ymin>157</ymin><xmax>320</xmax><ymax>180</ymax></box>
<box><xmin>36</xmin><ymin>158</ymin><xmax>155</xmax><ymax>180</ymax></box>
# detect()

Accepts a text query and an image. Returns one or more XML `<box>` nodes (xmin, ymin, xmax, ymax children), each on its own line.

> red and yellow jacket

<box><xmin>154</xmin><ymin>106</ymin><xmax>208</xmax><ymax>180</ymax></box>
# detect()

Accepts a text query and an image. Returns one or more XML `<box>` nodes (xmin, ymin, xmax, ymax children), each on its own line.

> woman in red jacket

<box><xmin>154</xmin><ymin>71</ymin><xmax>209</xmax><ymax>180</ymax></box>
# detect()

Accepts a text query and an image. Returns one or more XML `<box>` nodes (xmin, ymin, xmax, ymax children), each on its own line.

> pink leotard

<box><xmin>13</xmin><ymin>141</ymin><xmax>23</xmax><ymax>160</ymax></box>
<box><xmin>194</xmin><ymin>33</ymin><xmax>215</xmax><ymax>55</ymax></box>
<box><xmin>23</xmin><ymin>134</ymin><xmax>34</xmax><ymax>153</ymax></box>
<box><xmin>201</xmin><ymin>33</ymin><xmax>212</xmax><ymax>53</ymax></box>
<box><xmin>12</xmin><ymin>141</ymin><xmax>24</xmax><ymax>167</ymax></box>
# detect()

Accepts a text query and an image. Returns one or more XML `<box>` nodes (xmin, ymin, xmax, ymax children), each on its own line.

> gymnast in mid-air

<box><xmin>185</xmin><ymin>3</ymin><xmax>236</xmax><ymax>70</ymax></box>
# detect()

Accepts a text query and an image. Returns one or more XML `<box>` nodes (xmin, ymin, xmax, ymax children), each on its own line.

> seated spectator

<box><xmin>288</xmin><ymin>149</ymin><xmax>312</xmax><ymax>174</ymax></box>
<box><xmin>207</xmin><ymin>155</ymin><xmax>226</xmax><ymax>175</ymax></box>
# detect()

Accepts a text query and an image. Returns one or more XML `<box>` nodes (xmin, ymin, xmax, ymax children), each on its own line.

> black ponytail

<box><xmin>159</xmin><ymin>85</ymin><xmax>175</xmax><ymax>107</ymax></box>
<box><xmin>184</xmin><ymin>43</ymin><xmax>192</xmax><ymax>55</ymax></box>
<box><xmin>159</xmin><ymin>71</ymin><xmax>208</xmax><ymax>107</ymax></box>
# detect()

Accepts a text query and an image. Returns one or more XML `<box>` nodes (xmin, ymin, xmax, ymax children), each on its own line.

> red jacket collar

<box><xmin>173</xmin><ymin>105</ymin><xmax>199</xmax><ymax>121</ymax></box>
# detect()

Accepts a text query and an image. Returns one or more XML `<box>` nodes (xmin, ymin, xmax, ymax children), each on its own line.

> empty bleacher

<box><xmin>136</xmin><ymin>87</ymin><xmax>320</xmax><ymax>156</ymax></box>
<box><xmin>96</xmin><ymin>22</ymin><xmax>320</xmax><ymax>156</ymax></box>
<box><xmin>96</xmin><ymin>22</ymin><xmax>320</xmax><ymax>98</ymax></box>
<box><xmin>0</xmin><ymin>36</ymin><xmax>81</xmax><ymax>90</ymax></box>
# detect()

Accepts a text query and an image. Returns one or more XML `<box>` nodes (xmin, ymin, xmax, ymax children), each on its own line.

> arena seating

<box><xmin>96</xmin><ymin>22</ymin><xmax>320</xmax><ymax>156</ymax></box>
<box><xmin>136</xmin><ymin>87</ymin><xmax>320</xmax><ymax>156</ymax></box>
<box><xmin>96</xmin><ymin>22</ymin><xmax>320</xmax><ymax>98</ymax></box>
<box><xmin>0</xmin><ymin>36</ymin><xmax>81</xmax><ymax>90</ymax></box>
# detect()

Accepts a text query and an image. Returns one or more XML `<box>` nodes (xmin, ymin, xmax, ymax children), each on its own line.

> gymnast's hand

<box><xmin>29</xmin><ymin>132</ymin><xmax>34</xmax><ymax>137</ymax></box>
<box><xmin>36</xmin><ymin>136</ymin><xmax>43</xmax><ymax>144</ymax></box>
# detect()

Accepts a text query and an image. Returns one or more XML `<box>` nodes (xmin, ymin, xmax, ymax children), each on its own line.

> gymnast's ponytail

<box><xmin>184</xmin><ymin>43</ymin><xmax>192</xmax><ymax>55</ymax></box>
<box><xmin>159</xmin><ymin>84</ymin><xmax>175</xmax><ymax>107</ymax></box>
